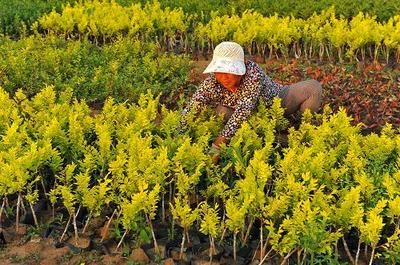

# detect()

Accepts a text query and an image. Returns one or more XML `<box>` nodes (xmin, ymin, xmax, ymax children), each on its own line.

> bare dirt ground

<box><xmin>0</xmin><ymin>224</ymin><xmax>127</xmax><ymax>265</ymax></box>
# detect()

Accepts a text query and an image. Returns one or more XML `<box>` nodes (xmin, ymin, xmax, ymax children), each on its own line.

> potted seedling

<box><xmin>198</xmin><ymin>202</ymin><xmax>221</xmax><ymax>263</ymax></box>
<box><xmin>225</xmin><ymin>197</ymin><xmax>247</xmax><ymax>263</ymax></box>
<box><xmin>170</xmin><ymin>196</ymin><xmax>199</xmax><ymax>260</ymax></box>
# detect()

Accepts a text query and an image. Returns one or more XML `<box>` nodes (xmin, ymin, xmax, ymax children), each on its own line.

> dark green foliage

<box><xmin>137</xmin><ymin>0</ymin><xmax>399</xmax><ymax>21</ymax></box>
<box><xmin>2</xmin><ymin>0</ymin><xmax>399</xmax><ymax>38</ymax></box>
<box><xmin>0</xmin><ymin>0</ymin><xmax>77</xmax><ymax>37</ymax></box>
<box><xmin>0</xmin><ymin>35</ymin><xmax>190</xmax><ymax>103</ymax></box>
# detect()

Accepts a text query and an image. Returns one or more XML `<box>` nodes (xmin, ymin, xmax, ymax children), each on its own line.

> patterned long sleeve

<box><xmin>220</xmin><ymin>67</ymin><xmax>262</xmax><ymax>139</ymax></box>
<box><xmin>179</xmin><ymin>75</ymin><xmax>220</xmax><ymax>129</ymax></box>
<box><xmin>179</xmin><ymin>60</ymin><xmax>286</xmax><ymax>138</ymax></box>
<box><xmin>261</xmin><ymin>74</ymin><xmax>287</xmax><ymax>107</ymax></box>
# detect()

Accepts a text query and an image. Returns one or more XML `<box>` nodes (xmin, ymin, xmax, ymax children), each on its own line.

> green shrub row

<box><xmin>35</xmin><ymin>1</ymin><xmax>400</xmax><ymax>63</ymax></box>
<box><xmin>146</xmin><ymin>0</ymin><xmax>399</xmax><ymax>21</ymax></box>
<box><xmin>0</xmin><ymin>87</ymin><xmax>399</xmax><ymax>264</ymax></box>
<box><xmin>0</xmin><ymin>0</ymin><xmax>76</xmax><ymax>37</ymax></box>
<box><xmin>0</xmin><ymin>35</ymin><xmax>190</xmax><ymax>103</ymax></box>
<box><xmin>2</xmin><ymin>0</ymin><xmax>399</xmax><ymax>37</ymax></box>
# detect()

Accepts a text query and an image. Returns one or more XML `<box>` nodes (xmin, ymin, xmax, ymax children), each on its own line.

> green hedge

<box><xmin>1</xmin><ymin>86</ymin><xmax>399</xmax><ymax>264</ymax></box>
<box><xmin>141</xmin><ymin>0</ymin><xmax>399</xmax><ymax>21</ymax></box>
<box><xmin>2</xmin><ymin>0</ymin><xmax>399</xmax><ymax>38</ymax></box>
<box><xmin>0</xmin><ymin>0</ymin><xmax>77</xmax><ymax>37</ymax></box>
<box><xmin>0</xmin><ymin>35</ymin><xmax>190</xmax><ymax>103</ymax></box>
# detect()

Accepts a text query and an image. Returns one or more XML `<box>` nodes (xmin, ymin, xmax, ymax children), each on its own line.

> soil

<box><xmin>0</xmin><ymin>236</ymin><xmax>70</xmax><ymax>265</ymax></box>
<box><xmin>0</xmin><ymin>199</ymin><xmax>373</xmax><ymax>265</ymax></box>
<box><xmin>189</xmin><ymin>60</ymin><xmax>210</xmax><ymax>84</ymax></box>
<box><xmin>0</xmin><ymin>235</ymin><xmax>129</xmax><ymax>265</ymax></box>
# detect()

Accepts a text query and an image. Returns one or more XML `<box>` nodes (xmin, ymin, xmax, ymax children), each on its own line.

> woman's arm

<box><xmin>261</xmin><ymin>74</ymin><xmax>287</xmax><ymax>107</ymax></box>
<box><xmin>219</xmin><ymin>78</ymin><xmax>262</xmax><ymax>140</ymax></box>
<box><xmin>179</xmin><ymin>75</ymin><xmax>219</xmax><ymax>130</ymax></box>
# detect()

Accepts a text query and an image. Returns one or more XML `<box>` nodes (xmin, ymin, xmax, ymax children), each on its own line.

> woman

<box><xmin>180</xmin><ymin>41</ymin><xmax>322</xmax><ymax>161</ymax></box>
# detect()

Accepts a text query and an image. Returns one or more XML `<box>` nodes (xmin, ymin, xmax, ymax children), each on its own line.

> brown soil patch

<box><xmin>101</xmin><ymin>255</ymin><xmax>125</xmax><ymax>265</ymax></box>
<box><xmin>0</xmin><ymin>238</ymin><xmax>71</xmax><ymax>265</ymax></box>
<box><xmin>39</xmin><ymin>245</ymin><xmax>71</xmax><ymax>265</ymax></box>
<box><xmin>189</xmin><ymin>60</ymin><xmax>210</xmax><ymax>84</ymax></box>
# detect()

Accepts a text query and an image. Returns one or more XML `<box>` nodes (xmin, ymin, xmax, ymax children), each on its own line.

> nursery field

<box><xmin>0</xmin><ymin>1</ymin><xmax>400</xmax><ymax>265</ymax></box>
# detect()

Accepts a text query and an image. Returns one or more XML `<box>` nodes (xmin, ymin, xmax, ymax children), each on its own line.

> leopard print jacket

<box><xmin>181</xmin><ymin>60</ymin><xmax>288</xmax><ymax>139</ymax></box>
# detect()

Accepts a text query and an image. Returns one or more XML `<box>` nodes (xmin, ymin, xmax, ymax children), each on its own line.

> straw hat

<box><xmin>203</xmin><ymin>41</ymin><xmax>246</xmax><ymax>75</ymax></box>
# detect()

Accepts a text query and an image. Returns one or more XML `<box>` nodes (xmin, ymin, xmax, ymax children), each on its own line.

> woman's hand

<box><xmin>214</xmin><ymin>136</ymin><xmax>228</xmax><ymax>147</ymax></box>
<box><xmin>209</xmin><ymin>143</ymin><xmax>221</xmax><ymax>164</ymax></box>
<box><xmin>209</xmin><ymin>136</ymin><xmax>229</xmax><ymax>164</ymax></box>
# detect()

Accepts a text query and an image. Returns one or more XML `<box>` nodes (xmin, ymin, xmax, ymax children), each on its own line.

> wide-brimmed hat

<box><xmin>203</xmin><ymin>41</ymin><xmax>246</xmax><ymax>75</ymax></box>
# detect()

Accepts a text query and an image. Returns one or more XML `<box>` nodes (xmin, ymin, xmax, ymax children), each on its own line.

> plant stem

<box><xmin>16</xmin><ymin>193</ymin><xmax>21</xmax><ymax>233</ymax></box>
<box><xmin>319</xmin><ymin>43</ymin><xmax>324</xmax><ymax>61</ymax></box>
<box><xmin>259</xmin><ymin>232</ymin><xmax>271</xmax><ymax>264</ymax></box>
<box><xmin>169</xmin><ymin>182</ymin><xmax>173</xmax><ymax>207</ymax></box>
<box><xmin>219</xmin><ymin>208</ymin><xmax>226</xmax><ymax>244</ymax></box>
<box><xmin>279</xmin><ymin>247</ymin><xmax>297</xmax><ymax>265</ymax></box>
<box><xmin>260</xmin><ymin>225</ymin><xmax>264</xmax><ymax>260</ymax></box>
<box><xmin>385</xmin><ymin>47</ymin><xmax>390</xmax><ymax>64</ymax></box>
<box><xmin>20</xmin><ymin>198</ymin><xmax>26</xmax><ymax>214</ymax></box>
<box><xmin>29</xmin><ymin>202</ymin><xmax>38</xmax><ymax>227</ymax></box>
<box><xmin>258</xmin><ymin>248</ymin><xmax>273</xmax><ymax>265</ymax></box>
<box><xmin>82</xmin><ymin>210</ymin><xmax>93</xmax><ymax>234</ymax></box>
<box><xmin>326</xmin><ymin>44</ymin><xmax>331</xmax><ymax>61</ymax></box>
<box><xmin>52</xmin><ymin>204</ymin><xmax>55</xmax><ymax>220</ymax></box>
<box><xmin>41</xmin><ymin>178</ymin><xmax>47</xmax><ymax>198</ymax></box>
<box><xmin>162</xmin><ymin>193</ymin><xmax>165</xmax><ymax>223</ymax></box>
<box><xmin>361</xmin><ymin>47</ymin><xmax>365</xmax><ymax>61</ymax></box>
<box><xmin>243</xmin><ymin>217</ymin><xmax>254</xmax><ymax>243</ymax></box>
<box><xmin>146</xmin><ymin>214</ymin><xmax>160</xmax><ymax>255</ymax></box>
<box><xmin>297</xmin><ymin>248</ymin><xmax>301</xmax><ymax>264</ymax></box>
<box><xmin>355</xmin><ymin>238</ymin><xmax>361</xmax><ymax>265</ymax></box>
<box><xmin>60</xmin><ymin>215</ymin><xmax>72</xmax><ymax>241</ymax></box>
<box><xmin>115</xmin><ymin>230</ymin><xmax>127</xmax><ymax>252</ymax></box>
<box><xmin>374</xmin><ymin>44</ymin><xmax>379</xmax><ymax>62</ymax></box>
<box><xmin>219</xmin><ymin>226</ymin><xmax>226</xmax><ymax>245</ymax></box>
<box><xmin>342</xmin><ymin>237</ymin><xmax>355</xmax><ymax>264</ymax></box>
<box><xmin>233</xmin><ymin>232</ymin><xmax>237</xmax><ymax>262</ymax></box>
<box><xmin>180</xmin><ymin>230</ymin><xmax>186</xmax><ymax>260</ymax></box>
<box><xmin>209</xmin><ymin>235</ymin><xmax>214</xmax><ymax>264</ymax></box>
<box><xmin>251</xmin><ymin>240</ymin><xmax>260</xmax><ymax>262</ymax></box>
<box><xmin>100</xmin><ymin>209</ymin><xmax>117</xmax><ymax>243</ymax></box>
<box><xmin>368</xmin><ymin>247</ymin><xmax>375</xmax><ymax>265</ymax></box>
<box><xmin>4</xmin><ymin>197</ymin><xmax>9</xmax><ymax>217</ymax></box>
<box><xmin>0</xmin><ymin>197</ymin><xmax>5</xmax><ymax>228</ymax></box>
<box><xmin>73</xmin><ymin>206</ymin><xmax>81</xmax><ymax>243</ymax></box>
<box><xmin>334</xmin><ymin>239</ymin><xmax>339</xmax><ymax>261</ymax></box>
<box><xmin>186</xmin><ymin>229</ymin><xmax>191</xmax><ymax>245</ymax></box>
<box><xmin>301</xmin><ymin>250</ymin><xmax>307</xmax><ymax>265</ymax></box>
<box><xmin>269</xmin><ymin>45</ymin><xmax>273</xmax><ymax>60</ymax></box>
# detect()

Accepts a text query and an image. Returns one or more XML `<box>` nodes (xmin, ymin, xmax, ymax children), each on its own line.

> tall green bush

<box><xmin>0</xmin><ymin>35</ymin><xmax>190</xmax><ymax>103</ymax></box>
